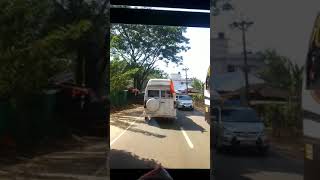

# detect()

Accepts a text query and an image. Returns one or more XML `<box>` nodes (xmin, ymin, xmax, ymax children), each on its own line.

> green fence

<box><xmin>0</xmin><ymin>89</ymin><xmax>65</xmax><ymax>146</ymax></box>
<box><xmin>110</xmin><ymin>90</ymin><xmax>128</xmax><ymax>107</ymax></box>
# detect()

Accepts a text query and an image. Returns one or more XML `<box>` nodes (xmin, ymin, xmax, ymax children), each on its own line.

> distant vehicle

<box><xmin>212</xmin><ymin>106</ymin><xmax>269</xmax><ymax>154</ymax></box>
<box><xmin>176</xmin><ymin>95</ymin><xmax>194</xmax><ymax>110</ymax></box>
<box><xmin>144</xmin><ymin>79</ymin><xmax>177</xmax><ymax>121</ymax></box>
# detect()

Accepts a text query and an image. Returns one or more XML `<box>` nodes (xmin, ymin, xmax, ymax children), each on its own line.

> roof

<box><xmin>147</xmin><ymin>79</ymin><xmax>171</xmax><ymax>86</ymax></box>
<box><xmin>212</xmin><ymin>71</ymin><xmax>265</xmax><ymax>92</ymax></box>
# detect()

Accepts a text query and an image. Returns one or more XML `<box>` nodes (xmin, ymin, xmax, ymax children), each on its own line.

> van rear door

<box><xmin>158</xmin><ymin>89</ymin><xmax>176</xmax><ymax>117</ymax></box>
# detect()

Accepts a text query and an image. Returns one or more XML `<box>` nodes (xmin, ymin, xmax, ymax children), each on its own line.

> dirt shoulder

<box><xmin>266</xmin><ymin>130</ymin><xmax>304</xmax><ymax>161</ymax></box>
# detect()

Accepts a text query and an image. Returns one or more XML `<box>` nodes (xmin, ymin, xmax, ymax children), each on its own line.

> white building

<box><xmin>170</xmin><ymin>72</ymin><xmax>193</xmax><ymax>93</ymax></box>
<box><xmin>211</xmin><ymin>32</ymin><xmax>265</xmax><ymax>75</ymax></box>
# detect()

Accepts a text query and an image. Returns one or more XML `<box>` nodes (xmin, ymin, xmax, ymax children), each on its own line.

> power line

<box><xmin>182</xmin><ymin>67</ymin><xmax>189</xmax><ymax>94</ymax></box>
<box><xmin>230</xmin><ymin>20</ymin><xmax>254</xmax><ymax>106</ymax></box>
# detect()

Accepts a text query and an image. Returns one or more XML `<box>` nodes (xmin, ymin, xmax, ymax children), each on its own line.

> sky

<box><xmin>121</xmin><ymin>1</ymin><xmax>320</xmax><ymax>82</ymax></box>
<box><xmin>212</xmin><ymin>0</ymin><xmax>320</xmax><ymax>67</ymax></box>
<box><xmin>156</xmin><ymin>27</ymin><xmax>210</xmax><ymax>82</ymax></box>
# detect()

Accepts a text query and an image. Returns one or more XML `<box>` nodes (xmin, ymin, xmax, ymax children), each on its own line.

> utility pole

<box><xmin>182</xmin><ymin>67</ymin><xmax>189</xmax><ymax>94</ymax></box>
<box><xmin>230</xmin><ymin>20</ymin><xmax>254</xmax><ymax>106</ymax></box>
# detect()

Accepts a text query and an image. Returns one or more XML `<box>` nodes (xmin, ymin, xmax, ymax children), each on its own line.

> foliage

<box><xmin>258</xmin><ymin>50</ymin><xmax>292</xmax><ymax>89</ymax></box>
<box><xmin>0</xmin><ymin>0</ymin><xmax>110</xmax><ymax>99</ymax></box>
<box><xmin>111</xmin><ymin>24</ymin><xmax>190</xmax><ymax>89</ymax></box>
<box><xmin>148</xmin><ymin>69</ymin><xmax>169</xmax><ymax>79</ymax></box>
<box><xmin>50</xmin><ymin>0</ymin><xmax>110</xmax><ymax>96</ymax></box>
<box><xmin>191</xmin><ymin>78</ymin><xmax>204</xmax><ymax>92</ymax></box>
<box><xmin>258</xmin><ymin>49</ymin><xmax>304</xmax><ymax>132</ymax></box>
<box><xmin>111</xmin><ymin>58</ymin><xmax>138</xmax><ymax>92</ymax></box>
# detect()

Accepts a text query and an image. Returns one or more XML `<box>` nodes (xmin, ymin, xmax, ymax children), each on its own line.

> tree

<box><xmin>258</xmin><ymin>49</ymin><xmax>293</xmax><ymax>89</ymax></box>
<box><xmin>50</xmin><ymin>0</ymin><xmax>110</xmax><ymax>97</ymax></box>
<box><xmin>259</xmin><ymin>49</ymin><xmax>304</xmax><ymax>132</ymax></box>
<box><xmin>111</xmin><ymin>24</ymin><xmax>190</xmax><ymax>90</ymax></box>
<box><xmin>191</xmin><ymin>78</ymin><xmax>204</xmax><ymax>93</ymax></box>
<box><xmin>0</xmin><ymin>0</ymin><xmax>93</xmax><ymax>99</ymax></box>
<box><xmin>148</xmin><ymin>69</ymin><xmax>169</xmax><ymax>79</ymax></box>
<box><xmin>111</xmin><ymin>58</ymin><xmax>138</xmax><ymax>92</ymax></box>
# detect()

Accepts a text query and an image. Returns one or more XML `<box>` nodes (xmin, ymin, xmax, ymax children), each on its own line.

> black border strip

<box><xmin>110</xmin><ymin>8</ymin><xmax>210</xmax><ymax>27</ymax></box>
<box><xmin>110</xmin><ymin>169</ymin><xmax>210</xmax><ymax>180</ymax></box>
<box><xmin>110</xmin><ymin>0</ymin><xmax>210</xmax><ymax>10</ymax></box>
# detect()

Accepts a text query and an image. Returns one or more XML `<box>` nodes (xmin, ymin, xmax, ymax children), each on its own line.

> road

<box><xmin>0</xmin><ymin>137</ymin><xmax>108</xmax><ymax>180</ymax></box>
<box><xmin>110</xmin><ymin>106</ymin><xmax>303</xmax><ymax>180</ymax></box>
<box><xmin>110</xmin><ymin>106</ymin><xmax>210</xmax><ymax>169</ymax></box>
<box><xmin>213</xmin><ymin>139</ymin><xmax>304</xmax><ymax>180</ymax></box>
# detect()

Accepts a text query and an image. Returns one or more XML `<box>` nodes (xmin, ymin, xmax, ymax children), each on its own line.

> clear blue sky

<box><xmin>156</xmin><ymin>27</ymin><xmax>210</xmax><ymax>82</ymax></box>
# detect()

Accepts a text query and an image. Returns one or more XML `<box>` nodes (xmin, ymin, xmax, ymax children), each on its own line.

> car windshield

<box><xmin>221</xmin><ymin>109</ymin><xmax>261</xmax><ymax>122</ymax></box>
<box><xmin>179</xmin><ymin>96</ymin><xmax>192</xmax><ymax>100</ymax></box>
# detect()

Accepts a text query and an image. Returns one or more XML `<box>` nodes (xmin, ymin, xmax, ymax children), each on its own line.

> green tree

<box><xmin>191</xmin><ymin>78</ymin><xmax>204</xmax><ymax>93</ymax></box>
<box><xmin>111</xmin><ymin>24</ymin><xmax>190</xmax><ymax>90</ymax></box>
<box><xmin>258</xmin><ymin>50</ymin><xmax>292</xmax><ymax>89</ymax></box>
<box><xmin>259</xmin><ymin>49</ymin><xmax>304</xmax><ymax>132</ymax></box>
<box><xmin>111</xmin><ymin>58</ymin><xmax>138</xmax><ymax>92</ymax></box>
<box><xmin>0</xmin><ymin>0</ymin><xmax>92</xmax><ymax>99</ymax></box>
<box><xmin>0</xmin><ymin>0</ymin><xmax>110</xmax><ymax>99</ymax></box>
<box><xmin>50</xmin><ymin>0</ymin><xmax>110</xmax><ymax>97</ymax></box>
<box><xmin>148</xmin><ymin>69</ymin><xmax>169</xmax><ymax>79</ymax></box>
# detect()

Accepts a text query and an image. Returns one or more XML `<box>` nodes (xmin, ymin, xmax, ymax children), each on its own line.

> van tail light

<box><xmin>144</xmin><ymin>100</ymin><xmax>147</xmax><ymax>108</ymax></box>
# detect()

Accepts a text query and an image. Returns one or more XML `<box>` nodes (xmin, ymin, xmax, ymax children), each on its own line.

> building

<box><xmin>211</xmin><ymin>32</ymin><xmax>265</xmax><ymax>75</ymax></box>
<box><xmin>170</xmin><ymin>72</ymin><xmax>193</xmax><ymax>93</ymax></box>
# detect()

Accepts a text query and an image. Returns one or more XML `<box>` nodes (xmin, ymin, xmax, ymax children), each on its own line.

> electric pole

<box><xmin>230</xmin><ymin>20</ymin><xmax>254</xmax><ymax>106</ymax></box>
<box><xmin>182</xmin><ymin>67</ymin><xmax>189</xmax><ymax>94</ymax></box>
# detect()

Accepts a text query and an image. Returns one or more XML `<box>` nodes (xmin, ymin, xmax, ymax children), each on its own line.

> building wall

<box><xmin>211</xmin><ymin>32</ymin><xmax>265</xmax><ymax>75</ymax></box>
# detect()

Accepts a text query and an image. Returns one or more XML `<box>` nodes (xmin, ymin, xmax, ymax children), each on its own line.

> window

<box><xmin>227</xmin><ymin>65</ymin><xmax>235</xmax><ymax>72</ymax></box>
<box><xmin>179</xmin><ymin>95</ymin><xmax>192</xmax><ymax>100</ymax></box>
<box><xmin>161</xmin><ymin>90</ymin><xmax>173</xmax><ymax>98</ymax></box>
<box><xmin>148</xmin><ymin>90</ymin><xmax>159</xmax><ymax>98</ymax></box>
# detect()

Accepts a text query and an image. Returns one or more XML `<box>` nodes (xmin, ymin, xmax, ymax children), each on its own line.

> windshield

<box><xmin>179</xmin><ymin>96</ymin><xmax>192</xmax><ymax>100</ymax></box>
<box><xmin>221</xmin><ymin>109</ymin><xmax>261</xmax><ymax>122</ymax></box>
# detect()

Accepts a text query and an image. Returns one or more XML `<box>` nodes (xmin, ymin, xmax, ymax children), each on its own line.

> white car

<box><xmin>144</xmin><ymin>79</ymin><xmax>177</xmax><ymax>121</ymax></box>
<box><xmin>176</xmin><ymin>95</ymin><xmax>194</xmax><ymax>110</ymax></box>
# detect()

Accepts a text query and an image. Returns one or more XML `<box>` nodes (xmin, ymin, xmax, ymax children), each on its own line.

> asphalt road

<box><xmin>110</xmin><ymin>106</ymin><xmax>210</xmax><ymax>169</ymax></box>
<box><xmin>110</xmin><ymin>106</ymin><xmax>303</xmax><ymax>180</ymax></box>
<box><xmin>213</xmin><ymin>140</ymin><xmax>304</xmax><ymax>180</ymax></box>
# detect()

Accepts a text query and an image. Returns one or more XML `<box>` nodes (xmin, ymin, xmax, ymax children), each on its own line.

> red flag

<box><xmin>170</xmin><ymin>80</ymin><xmax>175</xmax><ymax>94</ymax></box>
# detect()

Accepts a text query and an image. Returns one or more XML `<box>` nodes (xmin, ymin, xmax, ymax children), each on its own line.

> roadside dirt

<box><xmin>266</xmin><ymin>130</ymin><xmax>304</xmax><ymax>161</ymax></box>
<box><xmin>0</xmin><ymin>136</ymin><xmax>108</xmax><ymax>180</ymax></box>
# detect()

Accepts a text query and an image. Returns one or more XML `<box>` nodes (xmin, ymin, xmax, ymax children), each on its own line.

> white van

<box><xmin>144</xmin><ymin>79</ymin><xmax>177</xmax><ymax>121</ymax></box>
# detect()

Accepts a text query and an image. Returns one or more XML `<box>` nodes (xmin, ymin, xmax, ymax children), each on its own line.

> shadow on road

<box><xmin>109</xmin><ymin>149</ymin><xmax>159</xmax><ymax>169</ymax></box>
<box><xmin>214</xmin><ymin>147</ymin><xmax>304</xmax><ymax>180</ymax></box>
<box><xmin>149</xmin><ymin>109</ymin><xmax>207</xmax><ymax>133</ymax></box>
<box><xmin>110</xmin><ymin>117</ymin><xmax>166</xmax><ymax>138</ymax></box>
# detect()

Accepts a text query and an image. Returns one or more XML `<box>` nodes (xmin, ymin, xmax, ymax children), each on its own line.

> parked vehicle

<box><xmin>212</xmin><ymin>106</ymin><xmax>269</xmax><ymax>154</ymax></box>
<box><xmin>176</xmin><ymin>95</ymin><xmax>194</xmax><ymax>110</ymax></box>
<box><xmin>144</xmin><ymin>79</ymin><xmax>177</xmax><ymax>121</ymax></box>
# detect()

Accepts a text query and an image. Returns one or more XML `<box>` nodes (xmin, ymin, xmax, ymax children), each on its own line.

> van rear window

<box><xmin>148</xmin><ymin>90</ymin><xmax>159</xmax><ymax>97</ymax></box>
<box><xmin>161</xmin><ymin>90</ymin><xmax>173</xmax><ymax>98</ymax></box>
